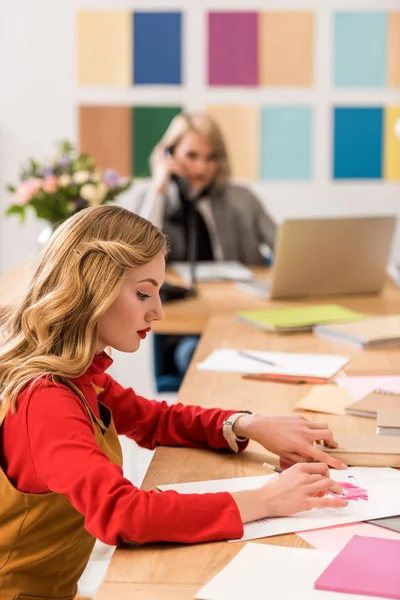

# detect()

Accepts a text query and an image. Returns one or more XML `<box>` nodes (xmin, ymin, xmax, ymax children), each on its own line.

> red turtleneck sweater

<box><xmin>0</xmin><ymin>354</ymin><xmax>246</xmax><ymax>545</ymax></box>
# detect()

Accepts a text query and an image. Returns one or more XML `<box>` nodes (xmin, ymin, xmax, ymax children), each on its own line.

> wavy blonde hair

<box><xmin>151</xmin><ymin>112</ymin><xmax>231</xmax><ymax>187</ymax></box>
<box><xmin>0</xmin><ymin>205</ymin><xmax>168</xmax><ymax>417</ymax></box>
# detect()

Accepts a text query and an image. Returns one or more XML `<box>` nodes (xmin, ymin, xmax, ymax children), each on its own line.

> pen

<box><xmin>238</xmin><ymin>350</ymin><xmax>277</xmax><ymax>367</ymax></box>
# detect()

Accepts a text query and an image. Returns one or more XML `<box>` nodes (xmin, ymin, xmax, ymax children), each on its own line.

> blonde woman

<box><xmin>135</xmin><ymin>112</ymin><xmax>277</xmax><ymax>381</ymax></box>
<box><xmin>136</xmin><ymin>111</ymin><xmax>276</xmax><ymax>264</ymax></box>
<box><xmin>0</xmin><ymin>206</ymin><xmax>346</xmax><ymax>598</ymax></box>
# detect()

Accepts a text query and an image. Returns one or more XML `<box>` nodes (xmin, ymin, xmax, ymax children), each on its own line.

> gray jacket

<box><xmin>134</xmin><ymin>181</ymin><xmax>276</xmax><ymax>265</ymax></box>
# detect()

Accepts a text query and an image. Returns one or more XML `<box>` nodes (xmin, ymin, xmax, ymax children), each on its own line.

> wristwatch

<box><xmin>222</xmin><ymin>411</ymin><xmax>252</xmax><ymax>453</ymax></box>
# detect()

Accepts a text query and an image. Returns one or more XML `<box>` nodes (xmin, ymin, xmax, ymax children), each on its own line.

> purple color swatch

<box><xmin>208</xmin><ymin>12</ymin><xmax>258</xmax><ymax>86</ymax></box>
<box><xmin>315</xmin><ymin>535</ymin><xmax>400</xmax><ymax>598</ymax></box>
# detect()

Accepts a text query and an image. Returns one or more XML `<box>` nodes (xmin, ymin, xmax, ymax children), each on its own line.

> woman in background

<box><xmin>134</xmin><ymin>112</ymin><xmax>277</xmax><ymax>378</ymax></box>
<box><xmin>136</xmin><ymin>111</ymin><xmax>276</xmax><ymax>264</ymax></box>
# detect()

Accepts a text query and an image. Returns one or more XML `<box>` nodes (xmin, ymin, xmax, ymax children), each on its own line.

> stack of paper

<box><xmin>315</xmin><ymin>314</ymin><xmax>400</xmax><ymax>348</ymax></box>
<box><xmin>197</xmin><ymin>349</ymin><xmax>349</xmax><ymax>380</ymax></box>
<box><xmin>237</xmin><ymin>304</ymin><xmax>364</xmax><ymax>333</ymax></box>
<box><xmin>316</xmin><ymin>435</ymin><xmax>400</xmax><ymax>467</ymax></box>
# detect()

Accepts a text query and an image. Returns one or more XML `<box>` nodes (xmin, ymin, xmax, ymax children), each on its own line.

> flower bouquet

<box><xmin>6</xmin><ymin>140</ymin><xmax>132</xmax><ymax>226</ymax></box>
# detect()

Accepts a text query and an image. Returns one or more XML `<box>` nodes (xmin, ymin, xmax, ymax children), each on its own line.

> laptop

<box><xmin>237</xmin><ymin>215</ymin><xmax>396</xmax><ymax>300</ymax></box>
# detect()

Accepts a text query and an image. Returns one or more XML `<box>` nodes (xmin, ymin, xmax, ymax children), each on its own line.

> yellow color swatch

<box><xmin>384</xmin><ymin>106</ymin><xmax>400</xmax><ymax>181</ymax></box>
<box><xmin>207</xmin><ymin>106</ymin><xmax>259</xmax><ymax>180</ymax></box>
<box><xmin>77</xmin><ymin>11</ymin><xmax>132</xmax><ymax>86</ymax></box>
<box><xmin>388</xmin><ymin>13</ymin><xmax>400</xmax><ymax>87</ymax></box>
<box><xmin>259</xmin><ymin>12</ymin><xmax>313</xmax><ymax>86</ymax></box>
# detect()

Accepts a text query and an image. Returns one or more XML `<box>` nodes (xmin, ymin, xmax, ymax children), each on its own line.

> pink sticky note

<box><xmin>298</xmin><ymin>522</ymin><xmax>400</xmax><ymax>553</ymax></box>
<box><xmin>208</xmin><ymin>12</ymin><xmax>259</xmax><ymax>86</ymax></box>
<box><xmin>315</xmin><ymin>535</ymin><xmax>400</xmax><ymax>598</ymax></box>
<box><xmin>336</xmin><ymin>376</ymin><xmax>400</xmax><ymax>401</ymax></box>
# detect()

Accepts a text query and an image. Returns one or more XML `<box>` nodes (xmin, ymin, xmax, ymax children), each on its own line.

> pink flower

<box><xmin>16</xmin><ymin>178</ymin><xmax>42</xmax><ymax>205</ymax></box>
<box><xmin>42</xmin><ymin>175</ymin><xmax>58</xmax><ymax>194</ymax></box>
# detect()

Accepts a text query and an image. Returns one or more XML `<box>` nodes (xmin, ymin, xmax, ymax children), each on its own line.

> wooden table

<box><xmin>97</xmin><ymin>298</ymin><xmax>400</xmax><ymax>600</ymax></box>
<box><xmin>2</xmin><ymin>261</ymin><xmax>399</xmax><ymax>335</ymax></box>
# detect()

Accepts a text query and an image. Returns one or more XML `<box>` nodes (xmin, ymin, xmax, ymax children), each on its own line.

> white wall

<box><xmin>1</xmin><ymin>0</ymin><xmax>400</xmax><ymax>277</ymax></box>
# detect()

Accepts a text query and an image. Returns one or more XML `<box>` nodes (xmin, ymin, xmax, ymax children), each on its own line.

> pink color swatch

<box><xmin>314</xmin><ymin>535</ymin><xmax>400</xmax><ymax>598</ymax></box>
<box><xmin>334</xmin><ymin>481</ymin><xmax>369</xmax><ymax>501</ymax></box>
<box><xmin>208</xmin><ymin>12</ymin><xmax>258</xmax><ymax>86</ymax></box>
<box><xmin>298</xmin><ymin>522</ymin><xmax>400</xmax><ymax>553</ymax></box>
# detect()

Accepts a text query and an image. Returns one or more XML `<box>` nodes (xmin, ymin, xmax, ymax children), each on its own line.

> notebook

<box><xmin>377</xmin><ymin>410</ymin><xmax>400</xmax><ymax>436</ymax></box>
<box><xmin>236</xmin><ymin>305</ymin><xmax>364</xmax><ymax>333</ymax></box>
<box><xmin>315</xmin><ymin>314</ymin><xmax>400</xmax><ymax>348</ymax></box>
<box><xmin>294</xmin><ymin>385</ymin><xmax>354</xmax><ymax>415</ymax></box>
<box><xmin>316</xmin><ymin>434</ymin><xmax>400</xmax><ymax>467</ymax></box>
<box><xmin>314</xmin><ymin>535</ymin><xmax>400</xmax><ymax>598</ymax></box>
<box><xmin>336</xmin><ymin>376</ymin><xmax>400</xmax><ymax>401</ymax></box>
<box><xmin>345</xmin><ymin>389</ymin><xmax>400</xmax><ymax>418</ymax></box>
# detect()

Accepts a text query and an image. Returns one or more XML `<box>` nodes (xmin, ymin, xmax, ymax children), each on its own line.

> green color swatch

<box><xmin>132</xmin><ymin>106</ymin><xmax>182</xmax><ymax>177</ymax></box>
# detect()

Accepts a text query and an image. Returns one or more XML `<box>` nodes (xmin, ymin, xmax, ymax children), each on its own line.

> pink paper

<box><xmin>208</xmin><ymin>12</ymin><xmax>259</xmax><ymax>86</ymax></box>
<box><xmin>336</xmin><ymin>376</ymin><xmax>400</xmax><ymax>400</ymax></box>
<box><xmin>298</xmin><ymin>522</ymin><xmax>400</xmax><ymax>553</ymax></box>
<box><xmin>314</xmin><ymin>535</ymin><xmax>400</xmax><ymax>598</ymax></box>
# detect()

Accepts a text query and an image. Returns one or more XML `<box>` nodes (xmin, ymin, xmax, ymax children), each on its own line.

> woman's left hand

<box><xmin>233</xmin><ymin>413</ymin><xmax>347</xmax><ymax>470</ymax></box>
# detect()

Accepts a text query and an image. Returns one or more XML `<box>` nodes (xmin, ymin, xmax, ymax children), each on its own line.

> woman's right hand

<box><xmin>232</xmin><ymin>462</ymin><xmax>348</xmax><ymax>524</ymax></box>
<box><xmin>151</xmin><ymin>145</ymin><xmax>186</xmax><ymax>195</ymax></box>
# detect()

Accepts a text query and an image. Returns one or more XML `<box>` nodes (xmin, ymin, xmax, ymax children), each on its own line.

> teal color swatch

<box><xmin>334</xmin><ymin>12</ymin><xmax>387</xmax><ymax>87</ymax></box>
<box><xmin>260</xmin><ymin>106</ymin><xmax>313</xmax><ymax>180</ymax></box>
<box><xmin>333</xmin><ymin>107</ymin><xmax>383</xmax><ymax>179</ymax></box>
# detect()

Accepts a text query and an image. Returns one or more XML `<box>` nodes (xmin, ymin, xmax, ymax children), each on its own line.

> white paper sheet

<box><xmin>159</xmin><ymin>468</ymin><xmax>400</xmax><ymax>543</ymax></box>
<box><xmin>171</xmin><ymin>261</ymin><xmax>253</xmax><ymax>284</ymax></box>
<box><xmin>195</xmin><ymin>543</ymin><xmax>387</xmax><ymax>600</ymax></box>
<box><xmin>197</xmin><ymin>349</ymin><xmax>349</xmax><ymax>378</ymax></box>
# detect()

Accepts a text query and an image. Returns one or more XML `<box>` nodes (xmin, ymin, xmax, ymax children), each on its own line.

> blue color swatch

<box><xmin>333</xmin><ymin>107</ymin><xmax>383</xmax><ymax>179</ymax></box>
<box><xmin>133</xmin><ymin>12</ymin><xmax>182</xmax><ymax>84</ymax></box>
<box><xmin>334</xmin><ymin>12</ymin><xmax>387</xmax><ymax>87</ymax></box>
<box><xmin>260</xmin><ymin>106</ymin><xmax>313</xmax><ymax>180</ymax></box>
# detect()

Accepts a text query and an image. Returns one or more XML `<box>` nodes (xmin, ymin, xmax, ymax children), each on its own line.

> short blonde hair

<box><xmin>152</xmin><ymin>112</ymin><xmax>231</xmax><ymax>187</ymax></box>
<box><xmin>0</xmin><ymin>205</ymin><xmax>168</xmax><ymax>415</ymax></box>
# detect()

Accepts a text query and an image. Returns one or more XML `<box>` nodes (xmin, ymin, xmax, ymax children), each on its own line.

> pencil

<box><xmin>238</xmin><ymin>350</ymin><xmax>277</xmax><ymax>367</ymax></box>
<box><xmin>262</xmin><ymin>462</ymin><xmax>283</xmax><ymax>473</ymax></box>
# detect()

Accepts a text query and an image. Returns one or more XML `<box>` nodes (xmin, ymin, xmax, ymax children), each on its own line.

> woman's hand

<box><xmin>151</xmin><ymin>144</ymin><xmax>187</xmax><ymax>195</ymax></box>
<box><xmin>233</xmin><ymin>413</ymin><xmax>347</xmax><ymax>469</ymax></box>
<box><xmin>231</xmin><ymin>462</ymin><xmax>348</xmax><ymax>524</ymax></box>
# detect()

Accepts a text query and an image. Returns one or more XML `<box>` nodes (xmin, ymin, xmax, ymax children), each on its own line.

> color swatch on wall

<box><xmin>79</xmin><ymin>106</ymin><xmax>132</xmax><ymax>176</ymax></box>
<box><xmin>133</xmin><ymin>12</ymin><xmax>182</xmax><ymax>84</ymax></box>
<box><xmin>208</xmin><ymin>11</ymin><xmax>314</xmax><ymax>87</ymax></box>
<box><xmin>77</xmin><ymin>11</ymin><xmax>132</xmax><ymax>86</ymax></box>
<box><xmin>261</xmin><ymin>106</ymin><xmax>313</xmax><ymax>180</ymax></box>
<box><xmin>333</xmin><ymin>107</ymin><xmax>383</xmax><ymax>179</ymax></box>
<box><xmin>334</xmin><ymin>11</ymin><xmax>400</xmax><ymax>87</ymax></box>
<box><xmin>77</xmin><ymin>10</ymin><xmax>182</xmax><ymax>86</ymax></box>
<box><xmin>132</xmin><ymin>106</ymin><xmax>182</xmax><ymax>177</ymax></box>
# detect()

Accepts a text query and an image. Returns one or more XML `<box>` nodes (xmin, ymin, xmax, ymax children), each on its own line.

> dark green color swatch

<box><xmin>132</xmin><ymin>106</ymin><xmax>182</xmax><ymax>177</ymax></box>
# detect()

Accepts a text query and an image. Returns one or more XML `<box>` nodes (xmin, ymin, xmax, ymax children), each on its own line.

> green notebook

<box><xmin>237</xmin><ymin>305</ymin><xmax>365</xmax><ymax>333</ymax></box>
